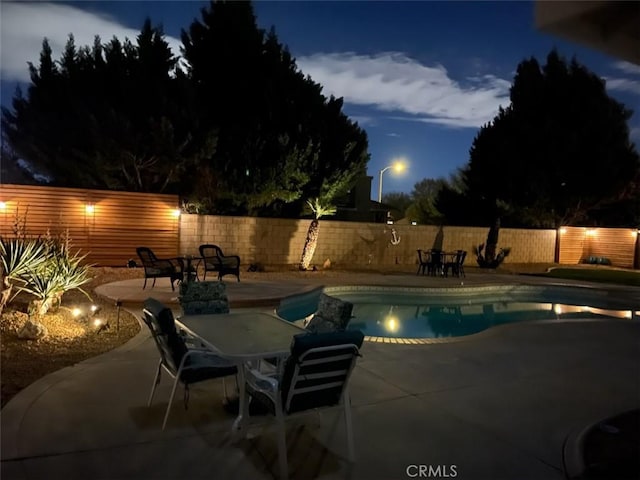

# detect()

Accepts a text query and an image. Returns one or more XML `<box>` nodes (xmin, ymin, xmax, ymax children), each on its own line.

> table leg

<box><xmin>231</xmin><ymin>364</ymin><xmax>248</xmax><ymax>437</ymax></box>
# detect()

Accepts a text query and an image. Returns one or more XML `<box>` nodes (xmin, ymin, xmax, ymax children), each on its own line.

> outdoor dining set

<box><xmin>416</xmin><ymin>249</ymin><xmax>467</xmax><ymax>278</ymax></box>
<box><xmin>136</xmin><ymin>244</ymin><xmax>241</xmax><ymax>291</ymax></box>
<box><xmin>141</xmin><ymin>292</ymin><xmax>362</xmax><ymax>480</ymax></box>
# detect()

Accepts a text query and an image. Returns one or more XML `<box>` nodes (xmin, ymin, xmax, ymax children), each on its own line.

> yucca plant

<box><xmin>299</xmin><ymin>198</ymin><xmax>337</xmax><ymax>271</ymax></box>
<box><xmin>0</xmin><ymin>237</ymin><xmax>48</xmax><ymax>315</ymax></box>
<box><xmin>21</xmin><ymin>250</ymin><xmax>92</xmax><ymax>317</ymax></box>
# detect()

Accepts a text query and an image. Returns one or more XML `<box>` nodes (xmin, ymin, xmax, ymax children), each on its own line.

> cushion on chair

<box><xmin>305</xmin><ymin>294</ymin><xmax>354</xmax><ymax>333</ymax></box>
<box><xmin>179</xmin><ymin>281</ymin><xmax>230</xmax><ymax>314</ymax></box>
<box><xmin>144</xmin><ymin>298</ymin><xmax>187</xmax><ymax>370</ymax></box>
<box><xmin>280</xmin><ymin>330</ymin><xmax>364</xmax><ymax>413</ymax></box>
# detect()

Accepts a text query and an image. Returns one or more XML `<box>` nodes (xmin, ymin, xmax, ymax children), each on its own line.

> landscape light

<box><xmin>586</xmin><ymin>229</ymin><xmax>597</xmax><ymax>237</ymax></box>
<box><xmin>411</xmin><ymin>221</ymin><xmax>418</xmax><ymax>226</ymax></box>
<box><xmin>72</xmin><ymin>307</ymin><xmax>82</xmax><ymax>317</ymax></box>
<box><xmin>172</xmin><ymin>208</ymin><xmax>181</xmax><ymax>218</ymax></box>
<box><xmin>85</xmin><ymin>203</ymin><xmax>95</xmax><ymax>214</ymax></box>
<box><xmin>0</xmin><ymin>201</ymin><xmax>6</xmax><ymax>210</ymax></box>
<box><xmin>93</xmin><ymin>318</ymin><xmax>110</xmax><ymax>334</ymax></box>
<box><xmin>559</xmin><ymin>227</ymin><xmax>567</xmax><ymax>234</ymax></box>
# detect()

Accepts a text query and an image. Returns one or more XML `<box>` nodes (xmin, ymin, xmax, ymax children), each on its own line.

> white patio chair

<box><xmin>142</xmin><ymin>298</ymin><xmax>237</xmax><ymax>430</ymax></box>
<box><xmin>243</xmin><ymin>330</ymin><xmax>364</xmax><ymax>479</ymax></box>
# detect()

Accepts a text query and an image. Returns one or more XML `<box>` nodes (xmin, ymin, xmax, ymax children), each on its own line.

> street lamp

<box><xmin>378</xmin><ymin>160</ymin><xmax>406</xmax><ymax>203</ymax></box>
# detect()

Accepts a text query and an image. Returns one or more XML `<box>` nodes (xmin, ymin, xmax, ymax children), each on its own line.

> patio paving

<box><xmin>2</xmin><ymin>271</ymin><xmax>639</xmax><ymax>479</ymax></box>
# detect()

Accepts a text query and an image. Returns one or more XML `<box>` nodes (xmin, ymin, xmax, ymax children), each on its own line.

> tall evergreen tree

<box><xmin>437</xmin><ymin>50</ymin><xmax>639</xmax><ymax>227</ymax></box>
<box><xmin>181</xmin><ymin>0</ymin><xmax>369</xmax><ymax>215</ymax></box>
<box><xmin>2</xmin><ymin>21</ymin><xmax>215</xmax><ymax>193</ymax></box>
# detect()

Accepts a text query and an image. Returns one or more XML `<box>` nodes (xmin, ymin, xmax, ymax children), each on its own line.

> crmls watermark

<box><xmin>406</xmin><ymin>464</ymin><xmax>458</xmax><ymax>478</ymax></box>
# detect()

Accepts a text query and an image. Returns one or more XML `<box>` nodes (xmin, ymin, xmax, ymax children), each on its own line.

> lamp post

<box><xmin>377</xmin><ymin>160</ymin><xmax>406</xmax><ymax>203</ymax></box>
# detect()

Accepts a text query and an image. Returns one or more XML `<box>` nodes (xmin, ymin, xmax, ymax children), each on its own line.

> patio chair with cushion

<box><xmin>243</xmin><ymin>329</ymin><xmax>365</xmax><ymax>480</ymax></box>
<box><xmin>304</xmin><ymin>293</ymin><xmax>354</xmax><ymax>334</ymax></box>
<box><xmin>136</xmin><ymin>247</ymin><xmax>183</xmax><ymax>291</ymax></box>
<box><xmin>199</xmin><ymin>244</ymin><xmax>241</xmax><ymax>282</ymax></box>
<box><xmin>142</xmin><ymin>298</ymin><xmax>237</xmax><ymax>430</ymax></box>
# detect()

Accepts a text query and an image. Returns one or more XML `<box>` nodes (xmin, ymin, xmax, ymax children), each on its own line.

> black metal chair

<box><xmin>244</xmin><ymin>330</ymin><xmax>364</xmax><ymax>480</ymax></box>
<box><xmin>444</xmin><ymin>250</ymin><xmax>467</xmax><ymax>278</ymax></box>
<box><xmin>417</xmin><ymin>249</ymin><xmax>430</xmax><ymax>275</ymax></box>
<box><xmin>199</xmin><ymin>244</ymin><xmax>241</xmax><ymax>282</ymax></box>
<box><xmin>136</xmin><ymin>247</ymin><xmax>183</xmax><ymax>291</ymax></box>
<box><xmin>427</xmin><ymin>249</ymin><xmax>443</xmax><ymax>276</ymax></box>
<box><xmin>142</xmin><ymin>298</ymin><xmax>237</xmax><ymax>430</ymax></box>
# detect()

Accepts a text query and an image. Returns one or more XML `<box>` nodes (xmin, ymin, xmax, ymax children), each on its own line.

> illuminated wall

<box><xmin>0</xmin><ymin>184</ymin><xmax>180</xmax><ymax>266</ymax></box>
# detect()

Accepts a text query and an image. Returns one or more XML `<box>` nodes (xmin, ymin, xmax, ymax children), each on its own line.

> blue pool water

<box><xmin>276</xmin><ymin>285</ymin><xmax>639</xmax><ymax>339</ymax></box>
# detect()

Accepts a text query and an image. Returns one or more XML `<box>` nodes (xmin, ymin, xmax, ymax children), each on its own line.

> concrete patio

<box><xmin>2</xmin><ymin>271</ymin><xmax>639</xmax><ymax>479</ymax></box>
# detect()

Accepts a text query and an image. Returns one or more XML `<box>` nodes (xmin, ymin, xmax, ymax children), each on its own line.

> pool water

<box><xmin>276</xmin><ymin>285</ymin><xmax>638</xmax><ymax>340</ymax></box>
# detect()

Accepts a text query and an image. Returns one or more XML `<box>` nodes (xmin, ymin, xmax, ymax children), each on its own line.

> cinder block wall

<box><xmin>179</xmin><ymin>214</ymin><xmax>557</xmax><ymax>267</ymax></box>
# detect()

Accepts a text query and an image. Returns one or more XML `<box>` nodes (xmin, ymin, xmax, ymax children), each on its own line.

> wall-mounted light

<box><xmin>411</xmin><ymin>220</ymin><xmax>418</xmax><ymax>226</ymax></box>
<box><xmin>559</xmin><ymin>227</ymin><xmax>567</xmax><ymax>234</ymax></box>
<box><xmin>0</xmin><ymin>201</ymin><xmax>6</xmax><ymax>210</ymax></box>
<box><xmin>632</xmin><ymin>230</ymin><xmax>638</xmax><ymax>238</ymax></box>
<box><xmin>85</xmin><ymin>203</ymin><xmax>95</xmax><ymax>214</ymax></box>
<box><xmin>172</xmin><ymin>208</ymin><xmax>181</xmax><ymax>218</ymax></box>
<box><xmin>585</xmin><ymin>229</ymin><xmax>597</xmax><ymax>237</ymax></box>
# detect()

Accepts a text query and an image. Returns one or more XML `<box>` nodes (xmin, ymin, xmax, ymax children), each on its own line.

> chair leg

<box><xmin>275</xmin><ymin>408</ymin><xmax>288</xmax><ymax>480</ymax></box>
<box><xmin>222</xmin><ymin>377</ymin><xmax>228</xmax><ymax>400</ymax></box>
<box><xmin>148</xmin><ymin>359</ymin><xmax>163</xmax><ymax>406</ymax></box>
<box><xmin>162</xmin><ymin>375</ymin><xmax>182</xmax><ymax>431</ymax></box>
<box><xmin>143</xmin><ymin>277</ymin><xmax>148</xmax><ymax>290</ymax></box>
<box><xmin>152</xmin><ymin>278</ymin><xmax>157</xmax><ymax>288</ymax></box>
<box><xmin>343</xmin><ymin>390</ymin><xmax>355</xmax><ymax>462</ymax></box>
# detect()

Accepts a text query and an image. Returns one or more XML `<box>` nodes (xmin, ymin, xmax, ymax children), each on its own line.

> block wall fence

<box><xmin>179</xmin><ymin>214</ymin><xmax>559</xmax><ymax>267</ymax></box>
<box><xmin>1</xmin><ymin>185</ymin><xmax>637</xmax><ymax>268</ymax></box>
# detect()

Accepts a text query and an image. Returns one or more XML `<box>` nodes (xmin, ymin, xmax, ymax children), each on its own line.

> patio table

<box><xmin>175</xmin><ymin>312</ymin><xmax>305</xmax><ymax>433</ymax></box>
<box><xmin>178</xmin><ymin>254</ymin><xmax>201</xmax><ymax>283</ymax></box>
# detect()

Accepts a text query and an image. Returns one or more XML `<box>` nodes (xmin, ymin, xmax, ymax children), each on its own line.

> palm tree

<box><xmin>299</xmin><ymin>198</ymin><xmax>337</xmax><ymax>271</ymax></box>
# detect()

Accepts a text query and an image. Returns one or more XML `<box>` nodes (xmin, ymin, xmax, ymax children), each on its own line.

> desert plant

<box><xmin>20</xmin><ymin>247</ymin><xmax>92</xmax><ymax>317</ymax></box>
<box><xmin>1</xmin><ymin>228</ymin><xmax>93</xmax><ymax>317</ymax></box>
<box><xmin>0</xmin><ymin>237</ymin><xmax>48</xmax><ymax>315</ymax></box>
<box><xmin>299</xmin><ymin>198</ymin><xmax>337</xmax><ymax>271</ymax></box>
<box><xmin>475</xmin><ymin>218</ymin><xmax>511</xmax><ymax>268</ymax></box>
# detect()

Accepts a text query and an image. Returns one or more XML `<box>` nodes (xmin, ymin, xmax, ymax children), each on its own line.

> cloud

<box><xmin>605</xmin><ymin>78</ymin><xmax>640</xmax><ymax>96</ymax></box>
<box><xmin>0</xmin><ymin>2</ymin><xmax>182</xmax><ymax>82</ymax></box>
<box><xmin>348</xmin><ymin>115</ymin><xmax>376</xmax><ymax>127</ymax></box>
<box><xmin>612</xmin><ymin>61</ymin><xmax>640</xmax><ymax>76</ymax></box>
<box><xmin>386</xmin><ymin>132</ymin><xmax>400</xmax><ymax>137</ymax></box>
<box><xmin>296</xmin><ymin>52</ymin><xmax>510</xmax><ymax>129</ymax></box>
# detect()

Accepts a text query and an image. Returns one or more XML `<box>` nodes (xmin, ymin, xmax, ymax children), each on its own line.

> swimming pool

<box><xmin>276</xmin><ymin>285</ymin><xmax>640</xmax><ymax>343</ymax></box>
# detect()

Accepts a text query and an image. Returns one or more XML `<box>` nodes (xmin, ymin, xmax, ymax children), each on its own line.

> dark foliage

<box><xmin>180</xmin><ymin>0</ymin><xmax>369</xmax><ymax>215</ymax></box>
<box><xmin>436</xmin><ymin>50</ymin><xmax>639</xmax><ymax>227</ymax></box>
<box><xmin>2</xmin><ymin>1</ymin><xmax>369</xmax><ymax>217</ymax></box>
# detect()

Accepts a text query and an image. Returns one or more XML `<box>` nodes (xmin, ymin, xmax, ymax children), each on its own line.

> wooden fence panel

<box><xmin>558</xmin><ymin>227</ymin><xmax>586</xmax><ymax>265</ymax></box>
<box><xmin>558</xmin><ymin>226</ymin><xmax>637</xmax><ymax>268</ymax></box>
<box><xmin>0</xmin><ymin>184</ymin><xmax>179</xmax><ymax>266</ymax></box>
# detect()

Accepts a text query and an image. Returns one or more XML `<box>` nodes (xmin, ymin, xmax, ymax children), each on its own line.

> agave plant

<box><xmin>0</xmin><ymin>237</ymin><xmax>48</xmax><ymax>315</ymax></box>
<box><xmin>21</xmin><ymin>250</ymin><xmax>92</xmax><ymax>317</ymax></box>
<box><xmin>299</xmin><ymin>198</ymin><xmax>337</xmax><ymax>271</ymax></box>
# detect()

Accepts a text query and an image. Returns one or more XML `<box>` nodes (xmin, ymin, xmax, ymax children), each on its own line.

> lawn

<box><xmin>540</xmin><ymin>267</ymin><xmax>640</xmax><ymax>287</ymax></box>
